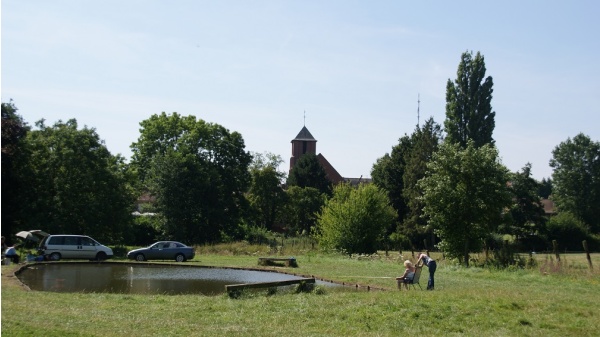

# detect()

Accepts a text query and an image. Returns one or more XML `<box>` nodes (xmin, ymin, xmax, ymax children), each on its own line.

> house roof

<box><xmin>540</xmin><ymin>198</ymin><xmax>556</xmax><ymax>215</ymax></box>
<box><xmin>293</xmin><ymin>126</ymin><xmax>316</xmax><ymax>141</ymax></box>
<box><xmin>345</xmin><ymin>177</ymin><xmax>372</xmax><ymax>186</ymax></box>
<box><xmin>317</xmin><ymin>153</ymin><xmax>344</xmax><ymax>184</ymax></box>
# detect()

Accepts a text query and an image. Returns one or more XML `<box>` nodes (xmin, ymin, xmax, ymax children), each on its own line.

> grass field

<box><xmin>2</xmin><ymin>245</ymin><xmax>599</xmax><ymax>336</ymax></box>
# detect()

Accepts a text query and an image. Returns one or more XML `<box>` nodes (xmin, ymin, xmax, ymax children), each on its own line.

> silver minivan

<box><xmin>38</xmin><ymin>235</ymin><xmax>113</xmax><ymax>261</ymax></box>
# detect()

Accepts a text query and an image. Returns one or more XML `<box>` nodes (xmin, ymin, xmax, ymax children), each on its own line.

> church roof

<box><xmin>293</xmin><ymin>126</ymin><xmax>317</xmax><ymax>141</ymax></box>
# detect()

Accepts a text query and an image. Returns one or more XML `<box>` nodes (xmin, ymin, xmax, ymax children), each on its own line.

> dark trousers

<box><xmin>6</xmin><ymin>254</ymin><xmax>19</xmax><ymax>264</ymax></box>
<box><xmin>427</xmin><ymin>260</ymin><xmax>436</xmax><ymax>290</ymax></box>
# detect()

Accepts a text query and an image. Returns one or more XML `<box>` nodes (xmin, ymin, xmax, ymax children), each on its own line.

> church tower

<box><xmin>289</xmin><ymin>126</ymin><xmax>317</xmax><ymax>171</ymax></box>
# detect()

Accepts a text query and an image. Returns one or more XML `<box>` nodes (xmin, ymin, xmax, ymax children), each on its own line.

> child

<box><xmin>395</xmin><ymin>260</ymin><xmax>415</xmax><ymax>290</ymax></box>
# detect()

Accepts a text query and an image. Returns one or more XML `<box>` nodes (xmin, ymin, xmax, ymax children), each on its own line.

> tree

<box><xmin>537</xmin><ymin>177</ymin><xmax>553</xmax><ymax>199</ymax></box>
<box><xmin>420</xmin><ymin>141</ymin><xmax>512</xmax><ymax>266</ymax></box>
<box><xmin>546</xmin><ymin>212</ymin><xmax>591</xmax><ymax>251</ymax></box>
<box><xmin>130</xmin><ymin>112</ymin><xmax>199</xmax><ymax>187</ymax></box>
<box><xmin>504</xmin><ymin>164</ymin><xmax>546</xmax><ymax>245</ymax></box>
<box><xmin>315</xmin><ymin>183</ymin><xmax>396</xmax><ymax>254</ymax></box>
<box><xmin>402</xmin><ymin>117</ymin><xmax>443</xmax><ymax>248</ymax></box>
<box><xmin>1</xmin><ymin>101</ymin><xmax>30</xmax><ymax>239</ymax></box>
<box><xmin>280</xmin><ymin>186</ymin><xmax>326</xmax><ymax>235</ymax></box>
<box><xmin>23</xmin><ymin>119</ymin><xmax>133</xmax><ymax>243</ymax></box>
<box><xmin>444</xmin><ymin>51</ymin><xmax>496</xmax><ymax>148</ymax></box>
<box><xmin>286</xmin><ymin>153</ymin><xmax>332</xmax><ymax>196</ymax></box>
<box><xmin>247</xmin><ymin>152</ymin><xmax>287</xmax><ymax>231</ymax></box>
<box><xmin>550</xmin><ymin>133</ymin><xmax>600</xmax><ymax>233</ymax></box>
<box><xmin>131</xmin><ymin>112</ymin><xmax>252</xmax><ymax>243</ymax></box>
<box><xmin>371</xmin><ymin>135</ymin><xmax>413</xmax><ymax>222</ymax></box>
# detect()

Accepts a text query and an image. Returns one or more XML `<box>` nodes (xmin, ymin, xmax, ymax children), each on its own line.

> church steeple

<box><xmin>290</xmin><ymin>126</ymin><xmax>317</xmax><ymax>171</ymax></box>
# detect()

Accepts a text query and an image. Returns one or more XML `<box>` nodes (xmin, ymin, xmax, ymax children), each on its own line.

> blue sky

<box><xmin>2</xmin><ymin>1</ymin><xmax>599</xmax><ymax>180</ymax></box>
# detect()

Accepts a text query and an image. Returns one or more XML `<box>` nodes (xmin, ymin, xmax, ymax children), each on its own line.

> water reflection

<box><xmin>18</xmin><ymin>263</ymin><xmax>338</xmax><ymax>296</ymax></box>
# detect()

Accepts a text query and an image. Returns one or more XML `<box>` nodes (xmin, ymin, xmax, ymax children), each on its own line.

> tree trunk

<box><xmin>463</xmin><ymin>240</ymin><xmax>470</xmax><ymax>267</ymax></box>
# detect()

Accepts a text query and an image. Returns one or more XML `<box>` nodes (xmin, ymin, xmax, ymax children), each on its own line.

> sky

<box><xmin>2</xmin><ymin>1</ymin><xmax>599</xmax><ymax>181</ymax></box>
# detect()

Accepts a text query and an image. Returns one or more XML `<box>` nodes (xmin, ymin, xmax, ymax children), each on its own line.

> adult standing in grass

<box><xmin>417</xmin><ymin>253</ymin><xmax>436</xmax><ymax>290</ymax></box>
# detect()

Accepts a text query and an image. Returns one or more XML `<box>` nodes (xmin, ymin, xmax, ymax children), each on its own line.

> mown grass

<box><xmin>2</xmin><ymin>246</ymin><xmax>599</xmax><ymax>337</ymax></box>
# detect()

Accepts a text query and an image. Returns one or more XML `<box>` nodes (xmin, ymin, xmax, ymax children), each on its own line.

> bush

<box><xmin>388</xmin><ymin>232</ymin><xmax>411</xmax><ymax>252</ymax></box>
<box><xmin>546</xmin><ymin>212</ymin><xmax>590</xmax><ymax>251</ymax></box>
<box><xmin>241</xmin><ymin>223</ymin><xmax>274</xmax><ymax>245</ymax></box>
<box><xmin>111</xmin><ymin>245</ymin><xmax>128</xmax><ymax>258</ymax></box>
<box><xmin>123</xmin><ymin>215</ymin><xmax>162</xmax><ymax>246</ymax></box>
<box><xmin>315</xmin><ymin>183</ymin><xmax>396</xmax><ymax>255</ymax></box>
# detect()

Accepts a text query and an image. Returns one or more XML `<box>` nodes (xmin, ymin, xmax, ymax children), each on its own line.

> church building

<box><xmin>289</xmin><ymin>126</ymin><xmax>370</xmax><ymax>185</ymax></box>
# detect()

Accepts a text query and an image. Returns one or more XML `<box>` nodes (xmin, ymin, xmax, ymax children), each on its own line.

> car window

<box><xmin>150</xmin><ymin>243</ymin><xmax>161</xmax><ymax>249</ymax></box>
<box><xmin>163</xmin><ymin>243</ymin><xmax>172</xmax><ymax>249</ymax></box>
<box><xmin>47</xmin><ymin>236</ymin><xmax>62</xmax><ymax>245</ymax></box>
<box><xmin>174</xmin><ymin>243</ymin><xmax>184</xmax><ymax>248</ymax></box>
<box><xmin>64</xmin><ymin>236</ymin><xmax>79</xmax><ymax>246</ymax></box>
<box><xmin>80</xmin><ymin>237</ymin><xmax>95</xmax><ymax>246</ymax></box>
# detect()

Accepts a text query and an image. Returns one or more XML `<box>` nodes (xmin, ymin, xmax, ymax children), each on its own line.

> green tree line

<box><xmin>2</xmin><ymin>51</ymin><xmax>599</xmax><ymax>262</ymax></box>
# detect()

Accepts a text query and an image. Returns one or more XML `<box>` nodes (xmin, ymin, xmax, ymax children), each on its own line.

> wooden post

<box><xmin>552</xmin><ymin>240</ymin><xmax>560</xmax><ymax>263</ymax></box>
<box><xmin>583</xmin><ymin>240</ymin><xmax>593</xmax><ymax>270</ymax></box>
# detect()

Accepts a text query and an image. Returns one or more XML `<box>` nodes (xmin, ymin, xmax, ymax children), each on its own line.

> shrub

<box><xmin>546</xmin><ymin>212</ymin><xmax>590</xmax><ymax>251</ymax></box>
<box><xmin>111</xmin><ymin>245</ymin><xmax>128</xmax><ymax>258</ymax></box>
<box><xmin>123</xmin><ymin>215</ymin><xmax>162</xmax><ymax>245</ymax></box>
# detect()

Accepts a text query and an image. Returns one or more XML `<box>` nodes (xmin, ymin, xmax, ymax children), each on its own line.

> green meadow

<box><xmin>2</xmin><ymin>246</ymin><xmax>599</xmax><ymax>337</ymax></box>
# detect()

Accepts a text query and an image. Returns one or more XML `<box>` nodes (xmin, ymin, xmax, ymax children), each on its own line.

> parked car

<box><xmin>38</xmin><ymin>234</ymin><xmax>113</xmax><ymax>261</ymax></box>
<box><xmin>127</xmin><ymin>241</ymin><xmax>195</xmax><ymax>262</ymax></box>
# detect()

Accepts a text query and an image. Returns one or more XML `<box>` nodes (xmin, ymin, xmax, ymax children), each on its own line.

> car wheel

<box><xmin>175</xmin><ymin>254</ymin><xmax>185</xmax><ymax>262</ymax></box>
<box><xmin>49</xmin><ymin>252</ymin><xmax>61</xmax><ymax>261</ymax></box>
<box><xmin>96</xmin><ymin>252</ymin><xmax>107</xmax><ymax>261</ymax></box>
<box><xmin>135</xmin><ymin>254</ymin><xmax>145</xmax><ymax>262</ymax></box>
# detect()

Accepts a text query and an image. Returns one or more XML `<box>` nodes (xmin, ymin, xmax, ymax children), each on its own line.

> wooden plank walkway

<box><xmin>225</xmin><ymin>277</ymin><xmax>315</xmax><ymax>292</ymax></box>
<box><xmin>258</xmin><ymin>257</ymin><xmax>298</xmax><ymax>267</ymax></box>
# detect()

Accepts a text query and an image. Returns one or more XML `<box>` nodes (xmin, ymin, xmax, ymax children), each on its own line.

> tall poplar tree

<box><xmin>444</xmin><ymin>51</ymin><xmax>496</xmax><ymax>148</ymax></box>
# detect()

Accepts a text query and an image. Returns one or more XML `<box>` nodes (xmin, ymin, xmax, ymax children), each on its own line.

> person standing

<box><xmin>417</xmin><ymin>253</ymin><xmax>436</xmax><ymax>290</ymax></box>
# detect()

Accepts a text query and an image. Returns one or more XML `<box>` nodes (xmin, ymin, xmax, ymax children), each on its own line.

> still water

<box><xmin>17</xmin><ymin>263</ymin><xmax>336</xmax><ymax>296</ymax></box>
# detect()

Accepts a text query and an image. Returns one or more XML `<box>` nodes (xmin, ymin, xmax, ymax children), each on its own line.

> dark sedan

<box><xmin>127</xmin><ymin>241</ymin><xmax>195</xmax><ymax>262</ymax></box>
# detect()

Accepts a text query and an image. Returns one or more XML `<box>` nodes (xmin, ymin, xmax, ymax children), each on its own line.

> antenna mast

<box><xmin>417</xmin><ymin>93</ymin><xmax>420</xmax><ymax>127</ymax></box>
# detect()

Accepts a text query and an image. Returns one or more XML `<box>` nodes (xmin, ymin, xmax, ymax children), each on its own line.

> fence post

<box><xmin>552</xmin><ymin>240</ymin><xmax>560</xmax><ymax>263</ymax></box>
<box><xmin>583</xmin><ymin>240</ymin><xmax>593</xmax><ymax>270</ymax></box>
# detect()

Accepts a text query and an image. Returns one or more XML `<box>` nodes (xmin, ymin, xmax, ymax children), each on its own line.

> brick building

<box><xmin>289</xmin><ymin>126</ymin><xmax>370</xmax><ymax>185</ymax></box>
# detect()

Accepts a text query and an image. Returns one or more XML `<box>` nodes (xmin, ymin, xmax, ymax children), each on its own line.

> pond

<box><xmin>17</xmin><ymin>262</ymin><xmax>343</xmax><ymax>296</ymax></box>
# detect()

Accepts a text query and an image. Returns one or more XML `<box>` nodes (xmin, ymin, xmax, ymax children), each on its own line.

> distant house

<box><xmin>289</xmin><ymin>126</ymin><xmax>370</xmax><ymax>185</ymax></box>
<box><xmin>135</xmin><ymin>193</ymin><xmax>156</xmax><ymax>213</ymax></box>
<box><xmin>540</xmin><ymin>198</ymin><xmax>556</xmax><ymax>216</ymax></box>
